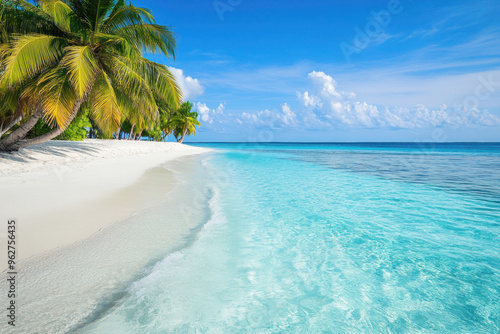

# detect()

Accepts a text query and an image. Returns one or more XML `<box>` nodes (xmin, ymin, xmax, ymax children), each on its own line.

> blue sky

<box><xmin>136</xmin><ymin>0</ymin><xmax>500</xmax><ymax>142</ymax></box>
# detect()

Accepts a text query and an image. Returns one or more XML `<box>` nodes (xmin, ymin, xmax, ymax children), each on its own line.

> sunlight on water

<box><xmin>81</xmin><ymin>143</ymin><xmax>500</xmax><ymax>333</ymax></box>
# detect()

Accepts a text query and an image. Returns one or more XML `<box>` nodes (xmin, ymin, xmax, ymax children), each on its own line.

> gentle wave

<box><xmin>129</xmin><ymin>184</ymin><xmax>225</xmax><ymax>297</ymax></box>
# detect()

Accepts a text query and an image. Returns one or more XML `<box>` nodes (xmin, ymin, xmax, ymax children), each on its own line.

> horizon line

<box><xmin>185</xmin><ymin>141</ymin><xmax>500</xmax><ymax>144</ymax></box>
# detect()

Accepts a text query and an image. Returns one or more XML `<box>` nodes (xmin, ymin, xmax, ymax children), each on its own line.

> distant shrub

<box><xmin>57</xmin><ymin>112</ymin><xmax>91</xmax><ymax>141</ymax></box>
<box><xmin>26</xmin><ymin>111</ymin><xmax>91</xmax><ymax>141</ymax></box>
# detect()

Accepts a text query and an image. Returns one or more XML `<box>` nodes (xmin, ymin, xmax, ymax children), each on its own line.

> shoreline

<box><xmin>0</xmin><ymin>139</ymin><xmax>212</xmax><ymax>265</ymax></box>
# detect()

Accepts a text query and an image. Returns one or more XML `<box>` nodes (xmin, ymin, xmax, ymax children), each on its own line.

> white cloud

<box><xmin>297</xmin><ymin>71</ymin><xmax>500</xmax><ymax>129</ymax></box>
<box><xmin>196</xmin><ymin>102</ymin><xmax>225</xmax><ymax>125</ymax></box>
<box><xmin>280</xmin><ymin>103</ymin><xmax>297</xmax><ymax>126</ymax></box>
<box><xmin>168</xmin><ymin>67</ymin><xmax>204</xmax><ymax>101</ymax></box>
<box><xmin>238</xmin><ymin>103</ymin><xmax>299</xmax><ymax>129</ymax></box>
<box><xmin>189</xmin><ymin>71</ymin><xmax>500</xmax><ymax>136</ymax></box>
<box><xmin>196</xmin><ymin>102</ymin><xmax>211</xmax><ymax>123</ymax></box>
<box><xmin>299</xmin><ymin>91</ymin><xmax>322</xmax><ymax>108</ymax></box>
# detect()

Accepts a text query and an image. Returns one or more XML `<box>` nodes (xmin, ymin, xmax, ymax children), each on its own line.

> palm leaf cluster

<box><xmin>0</xmin><ymin>0</ymin><xmax>187</xmax><ymax>151</ymax></box>
<box><xmin>171</xmin><ymin>101</ymin><xmax>201</xmax><ymax>143</ymax></box>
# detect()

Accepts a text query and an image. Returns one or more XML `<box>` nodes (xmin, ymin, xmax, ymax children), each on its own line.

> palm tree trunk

<box><xmin>178</xmin><ymin>126</ymin><xmax>188</xmax><ymax>143</ymax></box>
<box><xmin>0</xmin><ymin>114</ymin><xmax>23</xmax><ymax>137</ymax></box>
<box><xmin>0</xmin><ymin>97</ymin><xmax>25</xmax><ymax>138</ymax></box>
<box><xmin>115</xmin><ymin>128</ymin><xmax>121</xmax><ymax>140</ymax></box>
<box><xmin>2</xmin><ymin>71</ymin><xmax>99</xmax><ymax>151</ymax></box>
<box><xmin>129</xmin><ymin>123</ymin><xmax>135</xmax><ymax>140</ymax></box>
<box><xmin>0</xmin><ymin>107</ymin><xmax>44</xmax><ymax>152</ymax></box>
<box><xmin>18</xmin><ymin>99</ymin><xmax>84</xmax><ymax>149</ymax></box>
<box><xmin>136</xmin><ymin>130</ymin><xmax>143</xmax><ymax>140</ymax></box>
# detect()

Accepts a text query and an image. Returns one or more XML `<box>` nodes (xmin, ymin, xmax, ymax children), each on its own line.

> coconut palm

<box><xmin>172</xmin><ymin>101</ymin><xmax>201</xmax><ymax>143</ymax></box>
<box><xmin>161</xmin><ymin>117</ymin><xmax>176</xmax><ymax>141</ymax></box>
<box><xmin>0</xmin><ymin>0</ymin><xmax>181</xmax><ymax>151</ymax></box>
<box><xmin>156</xmin><ymin>98</ymin><xmax>176</xmax><ymax>141</ymax></box>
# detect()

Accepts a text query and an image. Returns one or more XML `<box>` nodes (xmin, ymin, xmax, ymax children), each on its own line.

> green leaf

<box><xmin>60</xmin><ymin>45</ymin><xmax>99</xmax><ymax>97</ymax></box>
<box><xmin>39</xmin><ymin>0</ymin><xmax>74</xmax><ymax>32</ymax></box>
<box><xmin>115</xmin><ymin>23</ymin><xmax>176</xmax><ymax>57</ymax></box>
<box><xmin>38</xmin><ymin>67</ymin><xmax>78</xmax><ymax>129</ymax></box>
<box><xmin>2</xmin><ymin>34</ymin><xmax>65</xmax><ymax>86</ymax></box>
<box><xmin>90</xmin><ymin>71</ymin><xmax>121</xmax><ymax>133</ymax></box>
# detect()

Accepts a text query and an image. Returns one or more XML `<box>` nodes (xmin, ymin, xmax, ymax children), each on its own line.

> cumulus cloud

<box><xmin>188</xmin><ymin>71</ymin><xmax>500</xmax><ymax>135</ymax></box>
<box><xmin>297</xmin><ymin>71</ymin><xmax>500</xmax><ymax>129</ymax></box>
<box><xmin>168</xmin><ymin>67</ymin><xmax>204</xmax><ymax>101</ymax></box>
<box><xmin>238</xmin><ymin>103</ymin><xmax>299</xmax><ymax>129</ymax></box>
<box><xmin>280</xmin><ymin>103</ymin><xmax>298</xmax><ymax>126</ymax></box>
<box><xmin>300</xmin><ymin>91</ymin><xmax>323</xmax><ymax>108</ymax></box>
<box><xmin>196</xmin><ymin>102</ymin><xmax>225</xmax><ymax>125</ymax></box>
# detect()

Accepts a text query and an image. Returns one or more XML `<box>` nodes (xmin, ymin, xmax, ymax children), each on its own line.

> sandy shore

<box><xmin>0</xmin><ymin>139</ymin><xmax>211</xmax><ymax>266</ymax></box>
<box><xmin>0</xmin><ymin>140</ymin><xmax>214</xmax><ymax>333</ymax></box>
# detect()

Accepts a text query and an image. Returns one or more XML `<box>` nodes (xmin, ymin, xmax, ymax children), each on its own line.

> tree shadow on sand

<box><xmin>0</xmin><ymin>141</ymin><xmax>102</xmax><ymax>164</ymax></box>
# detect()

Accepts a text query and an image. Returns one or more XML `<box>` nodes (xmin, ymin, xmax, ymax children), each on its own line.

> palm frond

<box><xmin>2</xmin><ymin>34</ymin><xmax>65</xmax><ymax>87</ymax></box>
<box><xmin>135</xmin><ymin>57</ymin><xmax>182</xmax><ymax>108</ymax></box>
<box><xmin>115</xmin><ymin>23</ymin><xmax>176</xmax><ymax>57</ymax></box>
<box><xmin>103</xmin><ymin>3</ymin><xmax>155</xmax><ymax>32</ymax></box>
<box><xmin>15</xmin><ymin>0</ymin><xmax>53</xmax><ymax>21</ymax></box>
<box><xmin>106</xmin><ymin>56</ymin><xmax>157</xmax><ymax>114</ymax></box>
<box><xmin>114</xmin><ymin>88</ymin><xmax>138</xmax><ymax>120</ymax></box>
<box><xmin>89</xmin><ymin>71</ymin><xmax>121</xmax><ymax>133</ymax></box>
<box><xmin>60</xmin><ymin>45</ymin><xmax>99</xmax><ymax>97</ymax></box>
<box><xmin>1</xmin><ymin>75</ymin><xmax>42</xmax><ymax>119</ymax></box>
<box><xmin>0</xmin><ymin>88</ymin><xmax>19</xmax><ymax>118</ymax></box>
<box><xmin>93</xmin><ymin>32</ymin><xmax>141</xmax><ymax>59</ymax></box>
<box><xmin>39</xmin><ymin>0</ymin><xmax>74</xmax><ymax>32</ymax></box>
<box><xmin>0</xmin><ymin>42</ymin><xmax>9</xmax><ymax>63</ymax></box>
<box><xmin>81</xmin><ymin>0</ymin><xmax>116</xmax><ymax>33</ymax></box>
<box><xmin>0</xmin><ymin>1</ymin><xmax>62</xmax><ymax>39</ymax></box>
<box><xmin>37</xmin><ymin>67</ymin><xmax>78</xmax><ymax>129</ymax></box>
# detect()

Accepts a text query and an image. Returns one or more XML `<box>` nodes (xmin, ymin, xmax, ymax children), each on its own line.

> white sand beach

<box><xmin>0</xmin><ymin>139</ymin><xmax>211</xmax><ymax>264</ymax></box>
<box><xmin>0</xmin><ymin>139</ymin><xmax>214</xmax><ymax>333</ymax></box>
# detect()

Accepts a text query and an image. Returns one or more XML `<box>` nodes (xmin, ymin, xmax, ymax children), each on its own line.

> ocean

<box><xmin>80</xmin><ymin>143</ymin><xmax>500</xmax><ymax>333</ymax></box>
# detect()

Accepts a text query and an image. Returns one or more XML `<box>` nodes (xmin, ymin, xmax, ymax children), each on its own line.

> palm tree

<box><xmin>172</xmin><ymin>101</ymin><xmax>201</xmax><ymax>143</ymax></box>
<box><xmin>0</xmin><ymin>0</ymin><xmax>181</xmax><ymax>151</ymax></box>
<box><xmin>156</xmin><ymin>98</ymin><xmax>176</xmax><ymax>141</ymax></box>
<box><xmin>162</xmin><ymin>117</ymin><xmax>176</xmax><ymax>141</ymax></box>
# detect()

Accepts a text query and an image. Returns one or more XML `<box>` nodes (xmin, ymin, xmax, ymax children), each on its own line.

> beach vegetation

<box><xmin>102</xmin><ymin>100</ymin><xmax>201</xmax><ymax>142</ymax></box>
<box><xmin>25</xmin><ymin>110</ymin><xmax>92</xmax><ymax>141</ymax></box>
<box><xmin>171</xmin><ymin>101</ymin><xmax>201</xmax><ymax>143</ymax></box>
<box><xmin>0</xmin><ymin>0</ymin><xmax>184</xmax><ymax>151</ymax></box>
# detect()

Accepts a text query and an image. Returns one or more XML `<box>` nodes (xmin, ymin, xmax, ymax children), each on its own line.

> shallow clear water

<box><xmin>81</xmin><ymin>143</ymin><xmax>500</xmax><ymax>333</ymax></box>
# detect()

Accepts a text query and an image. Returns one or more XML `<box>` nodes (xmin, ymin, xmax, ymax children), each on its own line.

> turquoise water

<box><xmin>82</xmin><ymin>143</ymin><xmax>500</xmax><ymax>333</ymax></box>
